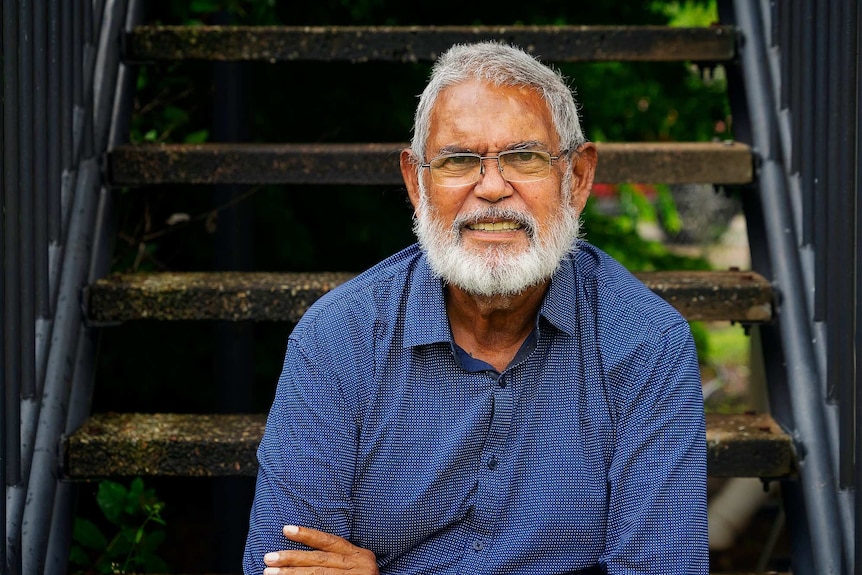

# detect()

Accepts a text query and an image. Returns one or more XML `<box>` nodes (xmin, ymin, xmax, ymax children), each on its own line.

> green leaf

<box><xmin>97</xmin><ymin>481</ymin><xmax>128</xmax><ymax>525</ymax></box>
<box><xmin>184</xmin><ymin>129</ymin><xmax>209</xmax><ymax>143</ymax></box>
<box><xmin>73</xmin><ymin>517</ymin><xmax>109</xmax><ymax>550</ymax></box>
<box><xmin>161</xmin><ymin>105</ymin><xmax>189</xmax><ymax>124</ymax></box>
<box><xmin>68</xmin><ymin>544</ymin><xmax>92</xmax><ymax>567</ymax></box>
<box><xmin>190</xmin><ymin>0</ymin><xmax>221</xmax><ymax>13</ymax></box>
<box><xmin>125</xmin><ymin>477</ymin><xmax>145</xmax><ymax>515</ymax></box>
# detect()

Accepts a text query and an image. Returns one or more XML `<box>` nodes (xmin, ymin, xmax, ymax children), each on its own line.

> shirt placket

<box><xmin>461</xmin><ymin>369</ymin><xmax>514</xmax><ymax>571</ymax></box>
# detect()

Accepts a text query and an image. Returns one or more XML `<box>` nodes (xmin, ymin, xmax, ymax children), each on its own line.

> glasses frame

<box><xmin>420</xmin><ymin>149</ymin><xmax>565</xmax><ymax>187</ymax></box>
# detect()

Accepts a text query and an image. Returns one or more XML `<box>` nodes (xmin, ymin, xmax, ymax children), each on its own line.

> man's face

<box><xmin>403</xmin><ymin>79</ymin><xmax>593</xmax><ymax>297</ymax></box>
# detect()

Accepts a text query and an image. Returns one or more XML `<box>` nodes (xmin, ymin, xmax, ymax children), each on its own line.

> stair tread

<box><xmin>86</xmin><ymin>269</ymin><xmax>773</xmax><ymax>323</ymax></box>
<box><xmin>106</xmin><ymin>141</ymin><xmax>753</xmax><ymax>186</ymax></box>
<box><xmin>63</xmin><ymin>412</ymin><xmax>794</xmax><ymax>479</ymax></box>
<box><xmin>126</xmin><ymin>24</ymin><xmax>736</xmax><ymax>63</ymax></box>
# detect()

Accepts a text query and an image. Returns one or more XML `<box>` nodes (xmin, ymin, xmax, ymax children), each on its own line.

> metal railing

<box><xmin>2</xmin><ymin>1</ymin><xmax>141</xmax><ymax>573</ymax></box>
<box><xmin>721</xmin><ymin>0</ymin><xmax>860</xmax><ymax>573</ymax></box>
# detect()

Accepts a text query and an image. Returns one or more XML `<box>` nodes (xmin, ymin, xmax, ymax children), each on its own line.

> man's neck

<box><xmin>446</xmin><ymin>282</ymin><xmax>548</xmax><ymax>372</ymax></box>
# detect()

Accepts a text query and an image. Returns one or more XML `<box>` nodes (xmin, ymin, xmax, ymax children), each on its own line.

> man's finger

<box><xmin>264</xmin><ymin>548</ymin><xmax>350</xmax><ymax>568</ymax></box>
<box><xmin>282</xmin><ymin>524</ymin><xmax>357</xmax><ymax>554</ymax></box>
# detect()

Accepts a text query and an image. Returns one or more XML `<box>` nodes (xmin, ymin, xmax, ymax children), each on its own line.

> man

<box><xmin>244</xmin><ymin>41</ymin><xmax>707</xmax><ymax>574</ymax></box>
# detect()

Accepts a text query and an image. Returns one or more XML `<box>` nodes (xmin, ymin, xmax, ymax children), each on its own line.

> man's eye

<box><xmin>509</xmin><ymin>151</ymin><xmax>540</xmax><ymax>164</ymax></box>
<box><xmin>436</xmin><ymin>155</ymin><xmax>477</xmax><ymax>170</ymax></box>
<box><xmin>446</xmin><ymin>155</ymin><xmax>475</xmax><ymax>166</ymax></box>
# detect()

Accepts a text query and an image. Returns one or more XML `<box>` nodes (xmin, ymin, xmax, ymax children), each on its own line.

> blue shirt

<box><xmin>243</xmin><ymin>242</ymin><xmax>708</xmax><ymax>575</ymax></box>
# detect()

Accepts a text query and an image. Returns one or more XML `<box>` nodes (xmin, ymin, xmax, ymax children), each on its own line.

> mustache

<box><xmin>451</xmin><ymin>207</ymin><xmax>537</xmax><ymax>238</ymax></box>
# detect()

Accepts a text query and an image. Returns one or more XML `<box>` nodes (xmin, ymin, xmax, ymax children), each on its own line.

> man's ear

<box><xmin>400</xmin><ymin>148</ymin><xmax>421</xmax><ymax>210</ymax></box>
<box><xmin>568</xmin><ymin>142</ymin><xmax>597</xmax><ymax>214</ymax></box>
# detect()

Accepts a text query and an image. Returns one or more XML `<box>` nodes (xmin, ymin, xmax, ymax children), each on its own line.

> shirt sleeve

<box><xmin>243</xmin><ymin>337</ymin><xmax>358</xmax><ymax>574</ymax></box>
<box><xmin>600</xmin><ymin>320</ymin><xmax>709</xmax><ymax>575</ymax></box>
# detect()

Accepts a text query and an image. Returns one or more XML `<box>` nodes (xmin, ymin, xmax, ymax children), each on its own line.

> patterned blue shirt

<box><xmin>243</xmin><ymin>242</ymin><xmax>708</xmax><ymax>574</ymax></box>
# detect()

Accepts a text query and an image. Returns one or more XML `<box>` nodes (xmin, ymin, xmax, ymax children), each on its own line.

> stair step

<box><xmin>126</xmin><ymin>25</ymin><xmax>736</xmax><ymax>63</ymax></box>
<box><xmin>106</xmin><ymin>141</ymin><xmax>753</xmax><ymax>187</ymax></box>
<box><xmin>85</xmin><ymin>270</ymin><xmax>773</xmax><ymax>324</ymax></box>
<box><xmin>117</xmin><ymin>573</ymin><xmax>787</xmax><ymax>575</ymax></box>
<box><xmin>63</xmin><ymin>412</ymin><xmax>794</xmax><ymax>479</ymax></box>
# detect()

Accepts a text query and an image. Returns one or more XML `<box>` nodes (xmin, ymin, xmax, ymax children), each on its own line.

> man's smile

<box><xmin>465</xmin><ymin>220</ymin><xmax>524</xmax><ymax>232</ymax></box>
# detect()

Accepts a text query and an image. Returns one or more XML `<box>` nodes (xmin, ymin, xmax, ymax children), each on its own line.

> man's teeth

<box><xmin>467</xmin><ymin>221</ymin><xmax>522</xmax><ymax>231</ymax></box>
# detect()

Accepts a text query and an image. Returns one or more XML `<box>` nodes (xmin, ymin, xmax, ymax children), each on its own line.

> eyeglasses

<box><xmin>420</xmin><ymin>150</ymin><xmax>562</xmax><ymax>187</ymax></box>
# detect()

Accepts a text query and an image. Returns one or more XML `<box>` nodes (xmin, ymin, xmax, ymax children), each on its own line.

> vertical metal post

<box><xmin>60</xmin><ymin>0</ymin><xmax>71</xmax><ymax>174</ymax></box>
<box><xmin>734</xmin><ymin>1</ymin><xmax>845</xmax><ymax>572</ymax></box>
<box><xmin>3</xmin><ymin>0</ymin><xmax>21</xmax><ymax>491</ymax></box>
<box><xmin>823</xmin><ymin>0</ymin><xmax>843</xmax><ymax>399</ymax></box>
<box><xmin>812</xmin><ymin>4</ymin><xmax>829</xmax><ymax>320</ymax></box>
<box><xmin>81</xmin><ymin>0</ymin><xmax>93</xmax><ymax>160</ymax></box>
<box><xmin>789</xmin><ymin>0</ymin><xmax>802</xmax><ymax>175</ymax></box>
<box><xmin>17</xmin><ymin>0</ymin><xmax>36</xmax><ymax>409</ymax></box>
<box><xmin>46</xmin><ymin>0</ymin><xmax>60</xmax><ymax>247</ymax></box>
<box><xmin>799</xmin><ymin>0</ymin><xmax>814</xmax><ymax>245</ymax></box>
<box><xmin>33</xmin><ymin>0</ymin><xmax>49</xmax><ymax>323</ymax></box>
<box><xmin>2</xmin><ymin>1</ymin><xmax>22</xmax><ymax>572</ymax></box>
<box><xmin>1</xmin><ymin>0</ymin><xmax>6</xmax><ymax>569</ymax></box>
<box><xmin>855</xmin><ymin>0</ymin><xmax>862</xmax><ymax>563</ymax></box>
<box><xmin>70</xmin><ymin>0</ymin><xmax>82</xmax><ymax>171</ymax></box>
<box><xmin>853</xmin><ymin>0</ymin><xmax>862</xmax><ymax>552</ymax></box>
<box><xmin>834</xmin><ymin>0</ymin><xmax>857</xmax><ymax>491</ymax></box>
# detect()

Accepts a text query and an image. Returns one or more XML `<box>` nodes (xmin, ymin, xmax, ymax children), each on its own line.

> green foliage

<box><xmin>652</xmin><ymin>0</ymin><xmax>718</xmax><ymax>27</ymax></box>
<box><xmin>582</xmin><ymin>199</ymin><xmax>710</xmax><ymax>272</ymax></box>
<box><xmin>69</xmin><ymin>479</ymin><xmax>168</xmax><ymax>574</ymax></box>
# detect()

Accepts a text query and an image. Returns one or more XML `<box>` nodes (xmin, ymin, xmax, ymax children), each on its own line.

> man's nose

<box><xmin>473</xmin><ymin>157</ymin><xmax>513</xmax><ymax>202</ymax></box>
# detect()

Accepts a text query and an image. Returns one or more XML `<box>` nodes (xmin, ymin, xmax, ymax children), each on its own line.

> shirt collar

<box><xmin>538</xmin><ymin>253</ymin><xmax>580</xmax><ymax>337</ymax></box>
<box><xmin>402</xmin><ymin>249</ymin><xmax>582</xmax><ymax>348</ymax></box>
<box><xmin>402</xmin><ymin>253</ymin><xmax>452</xmax><ymax>348</ymax></box>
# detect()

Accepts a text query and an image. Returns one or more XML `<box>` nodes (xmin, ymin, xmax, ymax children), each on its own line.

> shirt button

<box><xmin>487</xmin><ymin>456</ymin><xmax>498</xmax><ymax>470</ymax></box>
<box><xmin>498</xmin><ymin>378</ymin><xmax>507</xmax><ymax>388</ymax></box>
<box><xmin>472</xmin><ymin>540</ymin><xmax>484</xmax><ymax>551</ymax></box>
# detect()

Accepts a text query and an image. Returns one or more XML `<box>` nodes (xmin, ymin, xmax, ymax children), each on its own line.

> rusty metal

<box><xmin>125</xmin><ymin>25</ymin><xmax>737</xmax><ymax>63</ymax></box>
<box><xmin>63</xmin><ymin>412</ymin><xmax>794</xmax><ymax>479</ymax></box>
<box><xmin>107</xmin><ymin>141</ymin><xmax>754</xmax><ymax>186</ymax></box>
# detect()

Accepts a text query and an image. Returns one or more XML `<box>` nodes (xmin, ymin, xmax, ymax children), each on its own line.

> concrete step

<box><xmin>63</xmin><ymin>412</ymin><xmax>794</xmax><ymax>479</ymax></box>
<box><xmin>125</xmin><ymin>24</ymin><xmax>736</xmax><ymax>63</ymax></box>
<box><xmin>106</xmin><ymin>141</ymin><xmax>753</xmax><ymax>187</ymax></box>
<box><xmin>85</xmin><ymin>269</ymin><xmax>773</xmax><ymax>324</ymax></box>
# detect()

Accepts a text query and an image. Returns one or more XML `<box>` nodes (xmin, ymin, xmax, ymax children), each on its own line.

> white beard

<box><xmin>413</xmin><ymin>173</ymin><xmax>581</xmax><ymax>297</ymax></box>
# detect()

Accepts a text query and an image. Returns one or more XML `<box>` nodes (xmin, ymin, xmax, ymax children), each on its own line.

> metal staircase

<box><xmin>2</xmin><ymin>1</ymin><xmax>858</xmax><ymax>574</ymax></box>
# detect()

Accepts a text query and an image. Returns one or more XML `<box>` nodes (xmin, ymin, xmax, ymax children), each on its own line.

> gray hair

<box><xmin>410</xmin><ymin>41</ymin><xmax>586</xmax><ymax>163</ymax></box>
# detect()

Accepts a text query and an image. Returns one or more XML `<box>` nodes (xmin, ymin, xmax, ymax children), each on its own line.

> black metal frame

<box><xmin>2</xmin><ymin>1</ymin><xmax>142</xmax><ymax>573</ymax></box>
<box><xmin>720</xmin><ymin>0</ymin><xmax>860</xmax><ymax>573</ymax></box>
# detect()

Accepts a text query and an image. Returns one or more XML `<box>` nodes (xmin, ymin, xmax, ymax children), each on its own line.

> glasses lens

<box><xmin>499</xmin><ymin>151</ymin><xmax>551</xmax><ymax>182</ymax></box>
<box><xmin>429</xmin><ymin>154</ymin><xmax>481</xmax><ymax>185</ymax></box>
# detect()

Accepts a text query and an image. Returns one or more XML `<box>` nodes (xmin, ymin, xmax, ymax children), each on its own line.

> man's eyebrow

<box><xmin>506</xmin><ymin>141</ymin><xmax>548</xmax><ymax>151</ymax></box>
<box><xmin>435</xmin><ymin>145</ymin><xmax>473</xmax><ymax>155</ymax></box>
<box><xmin>431</xmin><ymin>141</ymin><xmax>549</xmax><ymax>156</ymax></box>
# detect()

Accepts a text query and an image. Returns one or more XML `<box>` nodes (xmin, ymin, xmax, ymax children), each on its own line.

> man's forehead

<box><xmin>426</xmin><ymin>80</ymin><xmax>558</xmax><ymax>153</ymax></box>
<box><xmin>434</xmin><ymin>79</ymin><xmax>545</xmax><ymax>108</ymax></box>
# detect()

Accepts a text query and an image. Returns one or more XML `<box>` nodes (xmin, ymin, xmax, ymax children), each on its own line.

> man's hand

<box><xmin>262</xmin><ymin>525</ymin><xmax>380</xmax><ymax>574</ymax></box>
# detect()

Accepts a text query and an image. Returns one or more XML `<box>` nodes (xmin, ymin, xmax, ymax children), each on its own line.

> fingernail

<box><xmin>264</xmin><ymin>552</ymin><xmax>279</xmax><ymax>562</ymax></box>
<box><xmin>264</xmin><ymin>568</ymin><xmax>278</xmax><ymax>575</ymax></box>
<box><xmin>283</xmin><ymin>524</ymin><xmax>299</xmax><ymax>535</ymax></box>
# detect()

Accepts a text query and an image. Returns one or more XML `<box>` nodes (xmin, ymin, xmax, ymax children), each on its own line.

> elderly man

<box><xmin>244</xmin><ymin>41</ymin><xmax>707</xmax><ymax>575</ymax></box>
